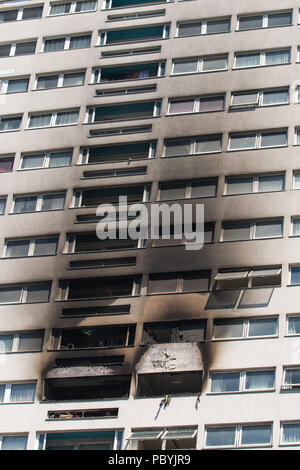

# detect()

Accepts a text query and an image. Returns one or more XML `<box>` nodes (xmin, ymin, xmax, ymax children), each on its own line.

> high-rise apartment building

<box><xmin>1</xmin><ymin>0</ymin><xmax>300</xmax><ymax>451</ymax></box>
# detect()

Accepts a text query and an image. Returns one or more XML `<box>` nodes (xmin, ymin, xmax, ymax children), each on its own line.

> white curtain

<box><xmin>7</xmin><ymin>78</ymin><xmax>28</xmax><ymax>93</ymax></box>
<box><xmin>236</xmin><ymin>53</ymin><xmax>260</xmax><ymax>68</ymax></box>
<box><xmin>22</xmin><ymin>154</ymin><xmax>45</xmax><ymax>169</ymax></box>
<box><xmin>41</xmin><ymin>194</ymin><xmax>65</xmax><ymax>211</ymax></box>
<box><xmin>69</xmin><ymin>35</ymin><xmax>91</xmax><ymax>49</ymax></box>
<box><xmin>206</xmin><ymin>427</ymin><xmax>236</xmax><ymax>446</ymax></box>
<box><xmin>50</xmin><ymin>3</ymin><xmax>70</xmax><ymax>15</ymax></box>
<box><xmin>49</xmin><ymin>152</ymin><xmax>72</xmax><ymax>167</ymax></box>
<box><xmin>10</xmin><ymin>383</ymin><xmax>36</xmax><ymax>402</ymax></box>
<box><xmin>266</xmin><ymin>50</ymin><xmax>290</xmax><ymax>65</ymax></box>
<box><xmin>288</xmin><ymin>317</ymin><xmax>300</xmax><ymax>334</ymax></box>
<box><xmin>0</xmin><ymin>117</ymin><xmax>21</xmax><ymax>131</ymax></box>
<box><xmin>77</xmin><ymin>1</ymin><xmax>96</xmax><ymax>11</ymax></box>
<box><xmin>29</xmin><ymin>114</ymin><xmax>51</xmax><ymax>128</ymax></box>
<box><xmin>0</xmin><ymin>335</ymin><xmax>13</xmax><ymax>353</ymax></box>
<box><xmin>63</xmin><ymin>72</ymin><xmax>85</xmax><ymax>86</ymax></box>
<box><xmin>229</xmin><ymin>134</ymin><xmax>256</xmax><ymax>150</ymax></box>
<box><xmin>245</xmin><ymin>371</ymin><xmax>274</xmax><ymax>390</ymax></box>
<box><xmin>44</xmin><ymin>38</ymin><xmax>65</xmax><ymax>52</ymax></box>
<box><xmin>285</xmin><ymin>369</ymin><xmax>300</xmax><ymax>385</ymax></box>
<box><xmin>1</xmin><ymin>436</ymin><xmax>27</xmax><ymax>450</ymax></box>
<box><xmin>55</xmin><ymin>111</ymin><xmax>78</xmax><ymax>126</ymax></box>
<box><xmin>258</xmin><ymin>175</ymin><xmax>284</xmax><ymax>192</ymax></box>
<box><xmin>282</xmin><ymin>424</ymin><xmax>300</xmax><ymax>443</ymax></box>
<box><xmin>211</xmin><ymin>373</ymin><xmax>240</xmax><ymax>392</ymax></box>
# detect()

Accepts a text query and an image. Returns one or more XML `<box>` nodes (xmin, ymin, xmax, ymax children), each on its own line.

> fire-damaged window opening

<box><xmin>68</xmin><ymin>257</ymin><xmax>136</xmax><ymax>270</ymax></box>
<box><xmin>148</xmin><ymin>270</ymin><xmax>211</xmax><ymax>294</ymax></box>
<box><xmin>47</xmin><ymin>408</ymin><xmax>119</xmax><ymax>420</ymax></box>
<box><xmin>79</xmin><ymin>141</ymin><xmax>156</xmax><ymax>164</ymax></box>
<box><xmin>61</xmin><ymin>304</ymin><xmax>131</xmax><ymax>317</ymax></box>
<box><xmin>54</xmin><ymin>356</ymin><xmax>125</xmax><ymax>367</ymax></box>
<box><xmin>127</xmin><ymin>427</ymin><xmax>197</xmax><ymax>450</ymax></box>
<box><xmin>72</xmin><ymin>184</ymin><xmax>151</xmax><ymax>207</ymax></box>
<box><xmin>137</xmin><ymin>371</ymin><xmax>202</xmax><ymax>397</ymax></box>
<box><xmin>142</xmin><ymin>320</ymin><xmax>206</xmax><ymax>344</ymax></box>
<box><xmin>65</xmin><ymin>232</ymin><xmax>144</xmax><ymax>253</ymax></box>
<box><xmin>206</xmin><ymin>266</ymin><xmax>281</xmax><ymax>309</ymax></box>
<box><xmin>51</xmin><ymin>324</ymin><xmax>136</xmax><ymax>350</ymax></box>
<box><xmin>57</xmin><ymin>275</ymin><xmax>141</xmax><ymax>300</ymax></box>
<box><xmin>43</xmin><ymin>375</ymin><xmax>131</xmax><ymax>401</ymax></box>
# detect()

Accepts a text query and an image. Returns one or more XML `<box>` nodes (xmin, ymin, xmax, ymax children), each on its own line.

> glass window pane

<box><xmin>285</xmin><ymin>369</ymin><xmax>300</xmax><ymax>385</ymax></box>
<box><xmin>258</xmin><ymin>175</ymin><xmax>284</xmax><ymax>192</ymax></box>
<box><xmin>148</xmin><ymin>274</ymin><xmax>178</xmax><ymax>293</ymax></box>
<box><xmin>0</xmin><ymin>10</ymin><xmax>18</xmax><ymax>22</ymax></box>
<box><xmin>238</xmin><ymin>15</ymin><xmax>263</xmax><ymax>30</ymax></box>
<box><xmin>226</xmin><ymin>177</ymin><xmax>253</xmax><ymax>195</ymax></box>
<box><xmin>0</xmin><ymin>287</ymin><xmax>22</xmax><ymax>303</ymax></box>
<box><xmin>55</xmin><ymin>111</ymin><xmax>78</xmax><ymax>125</ymax></box>
<box><xmin>260</xmin><ymin>131</ymin><xmax>287</xmax><ymax>147</ymax></box>
<box><xmin>200</xmin><ymin>96</ymin><xmax>224</xmax><ymax>112</ymax></box>
<box><xmin>33</xmin><ymin>238</ymin><xmax>58</xmax><ymax>256</ymax></box>
<box><xmin>7</xmin><ymin>79</ymin><xmax>29</xmax><ymax>94</ymax></box>
<box><xmin>265</xmin><ymin>50</ymin><xmax>290</xmax><ymax>65</ymax></box>
<box><xmin>173</xmin><ymin>60</ymin><xmax>198</xmax><ymax>74</ymax></box>
<box><xmin>213</xmin><ymin>319</ymin><xmax>244</xmax><ymax>338</ymax></box>
<box><xmin>282</xmin><ymin>424</ymin><xmax>300</xmax><ymax>444</ymax></box>
<box><xmin>195</xmin><ymin>136</ymin><xmax>221</xmax><ymax>153</ymax></box>
<box><xmin>211</xmin><ymin>372</ymin><xmax>240</xmax><ymax>392</ymax></box>
<box><xmin>0</xmin><ymin>44</ymin><xmax>11</xmax><ymax>57</ymax></box>
<box><xmin>22</xmin><ymin>6</ymin><xmax>43</xmax><ymax>19</ymax></box>
<box><xmin>231</xmin><ymin>93</ymin><xmax>259</xmax><ymax>106</ymax></box>
<box><xmin>202</xmin><ymin>56</ymin><xmax>227</xmax><ymax>71</ymax></box>
<box><xmin>15</xmin><ymin>41</ymin><xmax>36</xmax><ymax>55</ymax></box>
<box><xmin>0</xmin><ymin>335</ymin><xmax>14</xmax><ymax>353</ymax></box>
<box><xmin>245</xmin><ymin>370</ymin><xmax>274</xmax><ymax>390</ymax></box>
<box><xmin>49</xmin><ymin>151</ymin><xmax>72</xmax><ymax>167</ymax></box>
<box><xmin>18</xmin><ymin>331</ymin><xmax>43</xmax><ymax>351</ymax></box>
<box><xmin>229</xmin><ymin>134</ymin><xmax>256</xmax><ymax>150</ymax></box>
<box><xmin>0</xmin><ymin>158</ymin><xmax>13</xmax><ymax>172</ymax></box>
<box><xmin>36</xmin><ymin>75</ymin><xmax>59</xmax><ymax>89</ymax></box>
<box><xmin>206</xmin><ymin>19</ymin><xmax>230</xmax><ymax>34</ymax></box>
<box><xmin>29</xmin><ymin>114</ymin><xmax>52</xmax><ymax>128</ymax></box>
<box><xmin>241</xmin><ymin>425</ymin><xmax>271</xmax><ymax>446</ymax></box>
<box><xmin>69</xmin><ymin>35</ymin><xmax>91</xmax><ymax>49</ymax></box>
<box><xmin>288</xmin><ymin>316</ymin><xmax>300</xmax><ymax>334</ymax></box>
<box><xmin>49</xmin><ymin>3</ymin><xmax>71</xmax><ymax>15</ymax></box>
<box><xmin>1</xmin><ymin>436</ymin><xmax>27</xmax><ymax>450</ymax></box>
<box><xmin>6</xmin><ymin>240</ymin><xmax>30</xmax><ymax>257</ymax></box>
<box><xmin>26</xmin><ymin>284</ymin><xmax>51</xmax><ymax>303</ymax></box>
<box><xmin>255</xmin><ymin>221</ymin><xmax>282</xmax><ymax>238</ymax></box>
<box><xmin>182</xmin><ymin>271</ymin><xmax>210</xmax><ymax>292</ymax></box>
<box><xmin>75</xmin><ymin>1</ymin><xmax>96</xmax><ymax>12</ymax></box>
<box><xmin>169</xmin><ymin>100</ymin><xmax>194</xmax><ymax>114</ymax></box>
<box><xmin>205</xmin><ymin>427</ymin><xmax>236</xmax><ymax>447</ymax></box>
<box><xmin>44</xmin><ymin>38</ymin><xmax>65</xmax><ymax>52</ymax></box>
<box><xmin>62</xmin><ymin>72</ymin><xmax>85</xmax><ymax>87</ymax></box>
<box><xmin>160</xmin><ymin>184</ymin><xmax>186</xmax><ymax>200</ymax></box>
<box><xmin>21</xmin><ymin>154</ymin><xmax>45</xmax><ymax>169</ymax></box>
<box><xmin>295</xmin><ymin>172</ymin><xmax>300</xmax><ymax>188</ymax></box>
<box><xmin>262</xmin><ymin>89</ymin><xmax>289</xmax><ymax>105</ymax></box>
<box><xmin>268</xmin><ymin>12</ymin><xmax>292</xmax><ymax>27</ymax></box>
<box><xmin>178</xmin><ymin>22</ymin><xmax>202</xmax><ymax>37</ymax></box>
<box><xmin>165</xmin><ymin>140</ymin><xmax>191</xmax><ymax>157</ymax></box>
<box><xmin>235</xmin><ymin>53</ymin><xmax>260</xmax><ymax>68</ymax></box>
<box><xmin>10</xmin><ymin>383</ymin><xmax>36</xmax><ymax>402</ymax></box>
<box><xmin>13</xmin><ymin>196</ymin><xmax>37</xmax><ymax>213</ymax></box>
<box><xmin>0</xmin><ymin>116</ymin><xmax>22</xmax><ymax>131</ymax></box>
<box><xmin>248</xmin><ymin>318</ymin><xmax>277</xmax><ymax>337</ymax></box>
<box><xmin>191</xmin><ymin>181</ymin><xmax>217</xmax><ymax>198</ymax></box>
<box><xmin>222</xmin><ymin>222</ymin><xmax>251</xmax><ymax>241</ymax></box>
<box><xmin>0</xmin><ymin>385</ymin><xmax>5</xmax><ymax>402</ymax></box>
<box><xmin>41</xmin><ymin>194</ymin><xmax>65</xmax><ymax>211</ymax></box>
<box><xmin>0</xmin><ymin>199</ymin><xmax>6</xmax><ymax>215</ymax></box>
<box><xmin>291</xmin><ymin>267</ymin><xmax>300</xmax><ymax>285</ymax></box>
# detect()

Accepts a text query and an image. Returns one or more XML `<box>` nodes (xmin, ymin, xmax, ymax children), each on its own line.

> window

<box><xmin>177</xmin><ymin>18</ymin><xmax>230</xmax><ymax>37</ymax></box>
<box><xmin>48</xmin><ymin>408</ymin><xmax>118</xmax><ymax>420</ymax></box>
<box><xmin>101</xmin><ymin>46</ymin><xmax>161</xmax><ymax>58</ymax></box>
<box><xmin>83</xmin><ymin>166</ymin><xmax>147</xmax><ymax>179</ymax></box>
<box><xmin>36</xmin><ymin>71</ymin><xmax>85</xmax><ymax>89</ymax></box>
<box><xmin>62</xmin><ymin>304</ymin><xmax>131</xmax><ymax>317</ymax></box>
<box><xmin>172</xmin><ymin>55</ymin><xmax>228</xmax><ymax>75</ymax></box>
<box><xmin>0</xmin><ymin>283</ymin><xmax>51</xmax><ymax>304</ymax></box>
<box><xmin>98</xmin><ymin>24</ymin><xmax>170</xmax><ymax>45</ymax></box>
<box><xmin>230</xmin><ymin>88</ymin><xmax>289</xmax><ymax>108</ymax></box>
<box><xmin>168</xmin><ymin>95</ymin><xmax>225</xmax><ymax>114</ymax></box>
<box><xmin>210</xmin><ymin>369</ymin><xmax>275</xmax><ymax>393</ymax></box>
<box><xmin>58</xmin><ymin>276</ymin><xmax>141</xmax><ymax>300</ymax></box>
<box><xmin>4</xmin><ymin>237</ymin><xmax>58</xmax><ymax>258</ymax></box>
<box><xmin>0</xmin><ymin>115</ymin><xmax>22</xmax><ymax>132</ymax></box>
<box><xmin>128</xmin><ymin>427</ymin><xmax>197</xmax><ymax>450</ymax></box>
<box><xmin>104</xmin><ymin>0</ymin><xmax>171</xmax><ymax>8</ymax></box>
<box><xmin>28</xmin><ymin>110</ymin><xmax>79</xmax><ymax>128</ymax></box>
<box><xmin>0</xmin><ymin>40</ymin><xmax>36</xmax><ymax>57</ymax></box>
<box><xmin>0</xmin><ymin>435</ymin><xmax>28</xmax><ymax>450</ymax></box>
<box><xmin>205</xmin><ymin>424</ymin><xmax>272</xmax><ymax>448</ymax></box>
<box><xmin>214</xmin><ymin>268</ymin><xmax>281</xmax><ymax>290</ymax></box>
<box><xmin>96</xmin><ymin>85</ymin><xmax>157</xmax><ymax>97</ymax></box>
<box><xmin>159</xmin><ymin>179</ymin><xmax>217</xmax><ymax>200</ymax></box>
<box><xmin>49</xmin><ymin>1</ymin><xmax>96</xmax><ymax>15</ymax></box>
<box><xmin>237</xmin><ymin>11</ymin><xmax>292</xmax><ymax>30</ymax></box>
<box><xmin>66</xmin><ymin>232</ymin><xmax>142</xmax><ymax>253</ymax></box>
<box><xmin>13</xmin><ymin>193</ymin><xmax>65</xmax><ymax>213</ymax></box>
<box><xmin>87</xmin><ymin>101</ymin><xmax>161</xmax><ymax>123</ymax></box>
<box><xmin>92</xmin><ymin>62</ymin><xmax>165</xmax><ymax>84</ymax></box>
<box><xmin>287</xmin><ymin>316</ymin><xmax>300</xmax><ymax>335</ymax></box>
<box><xmin>142</xmin><ymin>320</ymin><xmax>206</xmax><ymax>344</ymax></box>
<box><xmin>0</xmin><ymin>198</ymin><xmax>6</xmax><ymax>215</ymax></box>
<box><xmin>80</xmin><ymin>141</ymin><xmax>156</xmax><ymax>164</ymax></box>
<box><xmin>290</xmin><ymin>266</ymin><xmax>300</xmax><ymax>285</ymax></box>
<box><xmin>213</xmin><ymin>317</ymin><xmax>278</xmax><ymax>339</ymax></box>
<box><xmin>43</xmin><ymin>34</ymin><xmax>91</xmax><ymax>52</ymax></box>
<box><xmin>108</xmin><ymin>10</ymin><xmax>165</xmax><ymax>21</ymax></box>
<box><xmin>225</xmin><ymin>173</ymin><xmax>285</xmax><ymax>195</ymax></box>
<box><xmin>282</xmin><ymin>368</ymin><xmax>300</xmax><ymax>389</ymax></box>
<box><xmin>228</xmin><ymin>130</ymin><xmax>287</xmax><ymax>150</ymax></box>
<box><xmin>152</xmin><ymin>222</ymin><xmax>214</xmax><ymax>247</ymax></box>
<box><xmin>21</xmin><ymin>151</ymin><xmax>72</xmax><ymax>169</ymax></box>
<box><xmin>73</xmin><ymin>184</ymin><xmax>150</xmax><ymax>207</ymax></box>
<box><xmin>0</xmin><ymin>6</ymin><xmax>42</xmax><ymax>22</ymax></box>
<box><xmin>0</xmin><ymin>330</ymin><xmax>44</xmax><ymax>353</ymax></box>
<box><xmin>221</xmin><ymin>219</ymin><xmax>283</xmax><ymax>241</ymax></box>
<box><xmin>234</xmin><ymin>49</ymin><xmax>290</xmax><ymax>68</ymax></box>
<box><xmin>0</xmin><ymin>382</ymin><xmax>36</xmax><ymax>403</ymax></box>
<box><xmin>294</xmin><ymin>172</ymin><xmax>300</xmax><ymax>189</ymax></box>
<box><xmin>90</xmin><ymin>125</ymin><xmax>152</xmax><ymax>137</ymax></box>
<box><xmin>281</xmin><ymin>423</ymin><xmax>300</xmax><ymax>445</ymax></box>
<box><xmin>148</xmin><ymin>271</ymin><xmax>210</xmax><ymax>294</ymax></box>
<box><xmin>0</xmin><ymin>77</ymin><xmax>29</xmax><ymax>94</ymax></box>
<box><xmin>0</xmin><ymin>157</ymin><xmax>13</xmax><ymax>173</ymax></box>
<box><xmin>164</xmin><ymin>135</ymin><xmax>222</xmax><ymax>157</ymax></box>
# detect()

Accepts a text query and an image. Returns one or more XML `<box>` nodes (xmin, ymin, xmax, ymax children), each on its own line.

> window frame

<box><xmin>147</xmin><ymin>270</ymin><xmax>211</xmax><ymax>295</ymax></box>
<box><xmin>0</xmin><ymin>6</ymin><xmax>43</xmax><ymax>22</ymax></box>
<box><xmin>0</xmin><ymin>39</ymin><xmax>37</xmax><ymax>58</ymax></box>
<box><xmin>237</xmin><ymin>11</ymin><xmax>292</xmax><ymax>31</ymax></box>
<box><xmin>27</xmin><ymin>109</ymin><xmax>79</xmax><ymax>129</ymax></box>
<box><xmin>98</xmin><ymin>24</ymin><xmax>170</xmax><ymax>46</ymax></box>
<box><xmin>48</xmin><ymin>0</ymin><xmax>97</xmax><ymax>16</ymax></box>
<box><xmin>12</xmin><ymin>192</ymin><xmax>66</xmax><ymax>214</ymax></box>
<box><xmin>35</xmin><ymin>70</ymin><xmax>85</xmax><ymax>90</ymax></box>
<box><xmin>212</xmin><ymin>316</ymin><xmax>279</xmax><ymax>341</ymax></box>
<box><xmin>230</xmin><ymin>88</ymin><xmax>289</xmax><ymax>108</ymax></box>
<box><xmin>171</xmin><ymin>54</ymin><xmax>228</xmax><ymax>75</ymax></box>
<box><xmin>3</xmin><ymin>236</ymin><xmax>59</xmax><ymax>258</ymax></box>
<box><xmin>0</xmin><ymin>382</ymin><xmax>36</xmax><ymax>404</ymax></box>
<box><xmin>0</xmin><ymin>76</ymin><xmax>30</xmax><ymax>95</ymax></box>
<box><xmin>228</xmin><ymin>129</ymin><xmax>288</xmax><ymax>151</ymax></box>
<box><xmin>0</xmin><ymin>330</ymin><xmax>44</xmax><ymax>353</ymax></box>
<box><xmin>0</xmin><ymin>283</ymin><xmax>52</xmax><ymax>305</ymax></box>
<box><xmin>0</xmin><ymin>115</ymin><xmax>22</xmax><ymax>132</ymax></box>
<box><xmin>176</xmin><ymin>17</ymin><xmax>231</xmax><ymax>38</ymax></box>
<box><xmin>167</xmin><ymin>94</ymin><xmax>225</xmax><ymax>115</ymax></box>
<box><xmin>43</xmin><ymin>34</ymin><xmax>92</xmax><ymax>52</ymax></box>
<box><xmin>220</xmin><ymin>218</ymin><xmax>283</xmax><ymax>242</ymax></box>
<box><xmin>224</xmin><ymin>173</ymin><xmax>285</xmax><ymax>196</ymax></box>
<box><xmin>91</xmin><ymin>61</ymin><xmax>165</xmax><ymax>84</ymax></box>
<box><xmin>209</xmin><ymin>368</ymin><xmax>276</xmax><ymax>394</ymax></box>
<box><xmin>234</xmin><ymin>49</ymin><xmax>291</xmax><ymax>69</ymax></box>
<box><xmin>20</xmin><ymin>150</ymin><xmax>73</xmax><ymax>170</ymax></box>
<box><xmin>204</xmin><ymin>423</ymin><xmax>272</xmax><ymax>449</ymax></box>
<box><xmin>58</xmin><ymin>276</ymin><xmax>141</xmax><ymax>300</ymax></box>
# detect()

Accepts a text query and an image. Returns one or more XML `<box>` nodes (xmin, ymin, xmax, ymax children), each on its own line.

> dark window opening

<box><xmin>99</xmin><ymin>62</ymin><xmax>160</xmax><ymax>82</ymax></box>
<box><xmin>92</xmin><ymin>101</ymin><xmax>158</xmax><ymax>122</ymax></box>
<box><xmin>106</xmin><ymin>25</ymin><xmax>165</xmax><ymax>44</ymax></box>
<box><xmin>62</xmin><ymin>305</ymin><xmax>131</xmax><ymax>317</ymax></box>
<box><xmin>137</xmin><ymin>371</ymin><xmax>202</xmax><ymax>397</ymax></box>
<box><xmin>81</xmin><ymin>185</ymin><xmax>147</xmax><ymax>206</ymax></box>
<box><xmin>142</xmin><ymin>320</ymin><xmax>206</xmax><ymax>344</ymax></box>
<box><xmin>48</xmin><ymin>408</ymin><xmax>119</xmax><ymax>420</ymax></box>
<box><xmin>58</xmin><ymin>325</ymin><xmax>136</xmax><ymax>349</ymax></box>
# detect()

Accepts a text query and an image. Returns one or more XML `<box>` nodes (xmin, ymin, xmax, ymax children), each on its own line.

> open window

<box><xmin>127</xmin><ymin>427</ymin><xmax>197</xmax><ymax>450</ymax></box>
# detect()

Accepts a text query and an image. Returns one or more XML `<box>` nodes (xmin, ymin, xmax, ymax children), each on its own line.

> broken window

<box><xmin>59</xmin><ymin>276</ymin><xmax>141</xmax><ymax>300</ymax></box>
<box><xmin>92</xmin><ymin>62</ymin><xmax>164</xmax><ymax>83</ymax></box>
<box><xmin>142</xmin><ymin>320</ymin><xmax>206</xmax><ymax>344</ymax></box>
<box><xmin>137</xmin><ymin>371</ymin><xmax>202</xmax><ymax>396</ymax></box>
